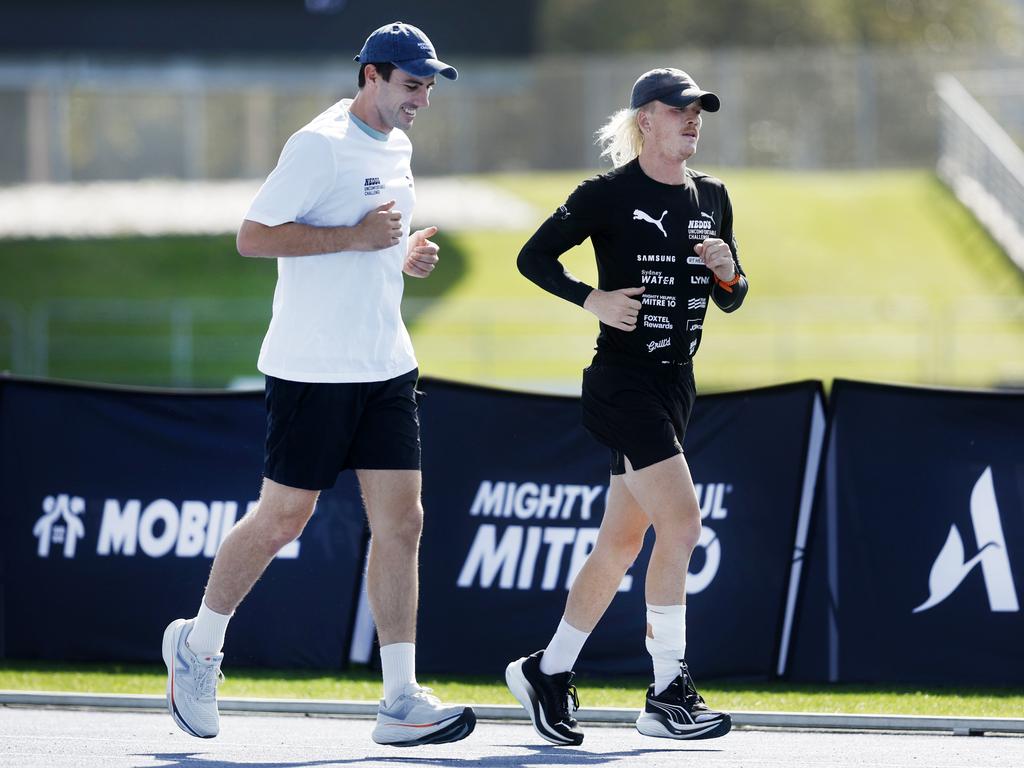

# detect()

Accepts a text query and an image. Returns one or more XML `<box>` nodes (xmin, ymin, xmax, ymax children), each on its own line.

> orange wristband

<box><xmin>714</xmin><ymin>273</ymin><xmax>742</xmax><ymax>292</ymax></box>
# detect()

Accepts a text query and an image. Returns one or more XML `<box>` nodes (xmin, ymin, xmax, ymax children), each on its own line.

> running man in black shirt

<box><xmin>506</xmin><ymin>68</ymin><xmax>746</xmax><ymax>746</ymax></box>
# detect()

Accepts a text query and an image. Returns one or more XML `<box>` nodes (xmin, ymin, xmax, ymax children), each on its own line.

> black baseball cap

<box><xmin>630</xmin><ymin>68</ymin><xmax>720</xmax><ymax>111</ymax></box>
<box><xmin>355</xmin><ymin>22</ymin><xmax>458</xmax><ymax>81</ymax></box>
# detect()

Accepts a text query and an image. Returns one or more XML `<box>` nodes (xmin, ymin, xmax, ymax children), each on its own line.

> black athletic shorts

<box><xmin>263</xmin><ymin>368</ymin><xmax>421</xmax><ymax>491</ymax></box>
<box><xmin>580</xmin><ymin>355</ymin><xmax>696</xmax><ymax>476</ymax></box>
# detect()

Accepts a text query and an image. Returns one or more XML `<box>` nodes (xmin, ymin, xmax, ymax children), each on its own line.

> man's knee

<box><xmin>371</xmin><ymin>503</ymin><xmax>424</xmax><ymax>549</ymax></box>
<box><xmin>597</xmin><ymin>529</ymin><xmax>646</xmax><ymax>569</ymax></box>
<box><xmin>257</xmin><ymin>503</ymin><xmax>313</xmax><ymax>550</ymax></box>
<box><xmin>652</xmin><ymin>507</ymin><xmax>702</xmax><ymax>552</ymax></box>
<box><xmin>250</xmin><ymin>482</ymin><xmax>319</xmax><ymax>550</ymax></box>
<box><xmin>272</xmin><ymin>509</ymin><xmax>312</xmax><ymax>546</ymax></box>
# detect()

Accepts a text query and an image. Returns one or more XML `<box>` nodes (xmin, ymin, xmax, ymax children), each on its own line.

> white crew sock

<box><xmin>645</xmin><ymin>603</ymin><xmax>686</xmax><ymax>695</ymax></box>
<box><xmin>539</xmin><ymin>617</ymin><xmax>591</xmax><ymax>675</ymax></box>
<box><xmin>187</xmin><ymin>599</ymin><xmax>232</xmax><ymax>656</ymax></box>
<box><xmin>380</xmin><ymin>642</ymin><xmax>418</xmax><ymax>707</ymax></box>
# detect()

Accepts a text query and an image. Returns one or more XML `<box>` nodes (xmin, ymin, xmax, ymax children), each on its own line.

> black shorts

<box><xmin>580</xmin><ymin>357</ymin><xmax>696</xmax><ymax>476</ymax></box>
<box><xmin>263</xmin><ymin>368</ymin><xmax>421</xmax><ymax>491</ymax></box>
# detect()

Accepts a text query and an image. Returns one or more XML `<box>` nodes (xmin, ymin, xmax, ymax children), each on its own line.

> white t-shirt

<box><xmin>245</xmin><ymin>99</ymin><xmax>418</xmax><ymax>383</ymax></box>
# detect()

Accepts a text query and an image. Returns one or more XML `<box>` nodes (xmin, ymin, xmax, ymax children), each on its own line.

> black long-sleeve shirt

<box><xmin>518</xmin><ymin>159</ymin><xmax>747</xmax><ymax>365</ymax></box>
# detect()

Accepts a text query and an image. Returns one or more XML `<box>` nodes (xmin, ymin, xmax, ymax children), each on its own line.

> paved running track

<box><xmin>1</xmin><ymin>708</ymin><xmax>1022</xmax><ymax>768</ymax></box>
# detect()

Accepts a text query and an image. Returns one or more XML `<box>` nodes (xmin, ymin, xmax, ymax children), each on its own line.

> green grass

<box><xmin>414</xmin><ymin>168</ymin><xmax>1024</xmax><ymax>391</ymax></box>
<box><xmin>0</xmin><ymin>232</ymin><xmax>466</xmax><ymax>386</ymax></box>
<box><xmin>1</xmin><ymin>661</ymin><xmax>1021</xmax><ymax>717</ymax></box>
<box><xmin>1</xmin><ymin>170</ymin><xmax>1022</xmax><ymax>390</ymax></box>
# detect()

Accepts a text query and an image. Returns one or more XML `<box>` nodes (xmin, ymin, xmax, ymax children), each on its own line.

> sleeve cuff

<box><xmin>244</xmin><ymin>209</ymin><xmax>294</xmax><ymax>227</ymax></box>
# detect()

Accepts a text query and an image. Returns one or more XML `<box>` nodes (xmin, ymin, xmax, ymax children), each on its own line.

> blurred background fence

<box><xmin>1</xmin><ymin>0</ymin><xmax>1023</xmax><ymax>394</ymax></box>
<box><xmin>937</xmin><ymin>71</ymin><xmax>1024</xmax><ymax>272</ymax></box>
<box><xmin>2</xmin><ymin>294</ymin><xmax>1022</xmax><ymax>391</ymax></box>
<box><xmin>3</xmin><ymin>49</ymin><xmax>1024</xmax><ymax>182</ymax></box>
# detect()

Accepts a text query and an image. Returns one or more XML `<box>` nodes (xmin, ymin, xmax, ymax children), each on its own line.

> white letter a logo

<box><xmin>913</xmin><ymin>467</ymin><xmax>1019</xmax><ymax>613</ymax></box>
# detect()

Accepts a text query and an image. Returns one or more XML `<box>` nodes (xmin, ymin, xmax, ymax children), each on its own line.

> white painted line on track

<box><xmin>2</xmin><ymin>689</ymin><xmax>1022</xmax><ymax>736</ymax></box>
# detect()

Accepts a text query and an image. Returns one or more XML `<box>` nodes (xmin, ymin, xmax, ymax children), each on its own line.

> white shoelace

<box><xmin>408</xmin><ymin>686</ymin><xmax>441</xmax><ymax>706</ymax></box>
<box><xmin>193</xmin><ymin>660</ymin><xmax>224</xmax><ymax>700</ymax></box>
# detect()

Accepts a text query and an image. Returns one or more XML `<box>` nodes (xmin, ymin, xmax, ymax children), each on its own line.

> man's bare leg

<box><xmin>622</xmin><ymin>454</ymin><xmax>702</xmax><ymax>697</ymax></box>
<box><xmin>621</xmin><ymin>454</ymin><xmax>701</xmax><ymax>606</ymax></box>
<box><xmin>623</xmin><ymin>454</ymin><xmax>731</xmax><ymax>739</ymax></box>
<box><xmin>203</xmin><ymin>478</ymin><xmax>320</xmax><ymax>615</ymax></box>
<box><xmin>357</xmin><ymin>468</ymin><xmax>423</xmax><ymax>706</ymax></box>
<box><xmin>537</xmin><ymin>475</ymin><xmax>650</xmax><ymax>676</ymax></box>
<box><xmin>563</xmin><ymin>474</ymin><xmax>650</xmax><ymax>631</ymax></box>
<box><xmin>356</xmin><ymin>468</ymin><xmax>423</xmax><ymax>647</ymax></box>
<box><xmin>358</xmin><ymin>468</ymin><xmax>476</xmax><ymax>746</ymax></box>
<box><xmin>163</xmin><ymin>477</ymin><xmax>319</xmax><ymax>739</ymax></box>
<box><xmin>541</xmin><ymin>457</ymin><xmax>699</xmax><ymax>675</ymax></box>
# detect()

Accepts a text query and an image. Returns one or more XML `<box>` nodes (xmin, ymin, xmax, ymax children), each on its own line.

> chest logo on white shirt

<box><xmin>633</xmin><ymin>208</ymin><xmax>668</xmax><ymax>237</ymax></box>
<box><xmin>364</xmin><ymin>177</ymin><xmax>383</xmax><ymax>196</ymax></box>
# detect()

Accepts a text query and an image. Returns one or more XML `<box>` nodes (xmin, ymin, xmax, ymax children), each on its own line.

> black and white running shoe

<box><xmin>635</xmin><ymin>661</ymin><xmax>731</xmax><ymax>740</ymax></box>
<box><xmin>505</xmin><ymin>650</ymin><xmax>584</xmax><ymax>746</ymax></box>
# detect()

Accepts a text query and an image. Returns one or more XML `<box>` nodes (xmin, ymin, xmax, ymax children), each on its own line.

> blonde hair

<box><xmin>595</xmin><ymin>106</ymin><xmax>647</xmax><ymax>167</ymax></box>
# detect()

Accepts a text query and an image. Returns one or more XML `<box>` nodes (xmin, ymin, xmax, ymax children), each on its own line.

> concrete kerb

<box><xmin>1</xmin><ymin>690</ymin><xmax>1021</xmax><ymax>736</ymax></box>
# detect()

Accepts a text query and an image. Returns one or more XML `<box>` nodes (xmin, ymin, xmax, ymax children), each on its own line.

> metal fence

<box><xmin>2</xmin><ymin>296</ymin><xmax>1022</xmax><ymax>392</ymax></box>
<box><xmin>2</xmin><ymin>47</ymin><xmax>1023</xmax><ymax>183</ymax></box>
<box><xmin>936</xmin><ymin>72</ymin><xmax>1024</xmax><ymax>274</ymax></box>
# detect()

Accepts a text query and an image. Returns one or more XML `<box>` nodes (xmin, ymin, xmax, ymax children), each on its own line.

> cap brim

<box><xmin>394</xmin><ymin>58</ymin><xmax>458</xmax><ymax>81</ymax></box>
<box><xmin>659</xmin><ymin>89</ymin><xmax>720</xmax><ymax>112</ymax></box>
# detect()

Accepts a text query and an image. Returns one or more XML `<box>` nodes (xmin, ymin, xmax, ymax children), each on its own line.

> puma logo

<box><xmin>633</xmin><ymin>209</ymin><xmax>668</xmax><ymax>237</ymax></box>
<box><xmin>700</xmin><ymin>211</ymin><xmax>714</xmax><ymax>222</ymax></box>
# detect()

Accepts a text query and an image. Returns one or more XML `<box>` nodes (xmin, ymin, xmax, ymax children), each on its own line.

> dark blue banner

<box><xmin>788</xmin><ymin>379</ymin><xmax>1024</xmax><ymax>684</ymax></box>
<box><xmin>0</xmin><ymin>376</ymin><xmax>366</xmax><ymax>669</ymax></box>
<box><xmin>414</xmin><ymin>378</ymin><xmax>824</xmax><ymax>679</ymax></box>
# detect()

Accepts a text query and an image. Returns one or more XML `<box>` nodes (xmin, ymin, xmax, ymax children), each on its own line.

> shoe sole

<box><xmin>372</xmin><ymin>707</ymin><xmax>477</xmax><ymax>747</ymax></box>
<box><xmin>636</xmin><ymin>712</ymin><xmax>732</xmax><ymax>740</ymax></box>
<box><xmin>504</xmin><ymin>659</ymin><xmax>583</xmax><ymax>746</ymax></box>
<box><xmin>162</xmin><ymin>619</ymin><xmax>217</xmax><ymax>739</ymax></box>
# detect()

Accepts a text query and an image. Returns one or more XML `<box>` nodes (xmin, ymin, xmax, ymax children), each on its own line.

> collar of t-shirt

<box><xmin>348</xmin><ymin>110</ymin><xmax>389</xmax><ymax>142</ymax></box>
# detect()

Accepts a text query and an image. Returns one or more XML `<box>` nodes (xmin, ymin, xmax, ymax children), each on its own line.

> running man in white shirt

<box><xmin>161</xmin><ymin>22</ymin><xmax>476</xmax><ymax>747</ymax></box>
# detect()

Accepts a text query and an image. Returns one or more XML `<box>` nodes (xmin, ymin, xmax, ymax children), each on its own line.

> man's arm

<box><xmin>237</xmin><ymin>200</ymin><xmax>402</xmax><ymax>258</ymax></box>
<box><xmin>518</xmin><ymin>203</ymin><xmax>644</xmax><ymax>333</ymax></box>
<box><xmin>704</xmin><ymin>190</ymin><xmax>748</xmax><ymax>313</ymax></box>
<box><xmin>516</xmin><ymin>221</ymin><xmax>595</xmax><ymax>307</ymax></box>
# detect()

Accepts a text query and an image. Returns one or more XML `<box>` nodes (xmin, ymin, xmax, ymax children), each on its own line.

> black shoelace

<box><xmin>680</xmin><ymin>669</ymin><xmax>707</xmax><ymax>708</ymax></box>
<box><xmin>561</xmin><ymin>682</ymin><xmax>580</xmax><ymax>721</ymax></box>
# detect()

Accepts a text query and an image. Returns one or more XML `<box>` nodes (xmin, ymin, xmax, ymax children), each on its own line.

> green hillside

<box><xmin>1</xmin><ymin>170</ymin><xmax>1020</xmax><ymax>390</ymax></box>
<box><xmin>414</xmin><ymin>169</ymin><xmax>1024</xmax><ymax>391</ymax></box>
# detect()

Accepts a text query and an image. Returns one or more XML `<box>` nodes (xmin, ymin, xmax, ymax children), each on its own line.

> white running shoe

<box><xmin>371</xmin><ymin>684</ymin><xmax>476</xmax><ymax>746</ymax></box>
<box><xmin>162</xmin><ymin>618</ymin><xmax>224</xmax><ymax>738</ymax></box>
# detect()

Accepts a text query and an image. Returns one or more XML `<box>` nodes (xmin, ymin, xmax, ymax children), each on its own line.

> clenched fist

<box><xmin>695</xmin><ymin>238</ymin><xmax>735</xmax><ymax>282</ymax></box>
<box><xmin>353</xmin><ymin>200</ymin><xmax>403</xmax><ymax>251</ymax></box>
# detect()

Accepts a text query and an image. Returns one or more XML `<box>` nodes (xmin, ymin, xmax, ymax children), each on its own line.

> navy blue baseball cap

<box><xmin>355</xmin><ymin>22</ymin><xmax>458</xmax><ymax>81</ymax></box>
<box><xmin>630</xmin><ymin>68</ymin><xmax>720</xmax><ymax>111</ymax></box>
